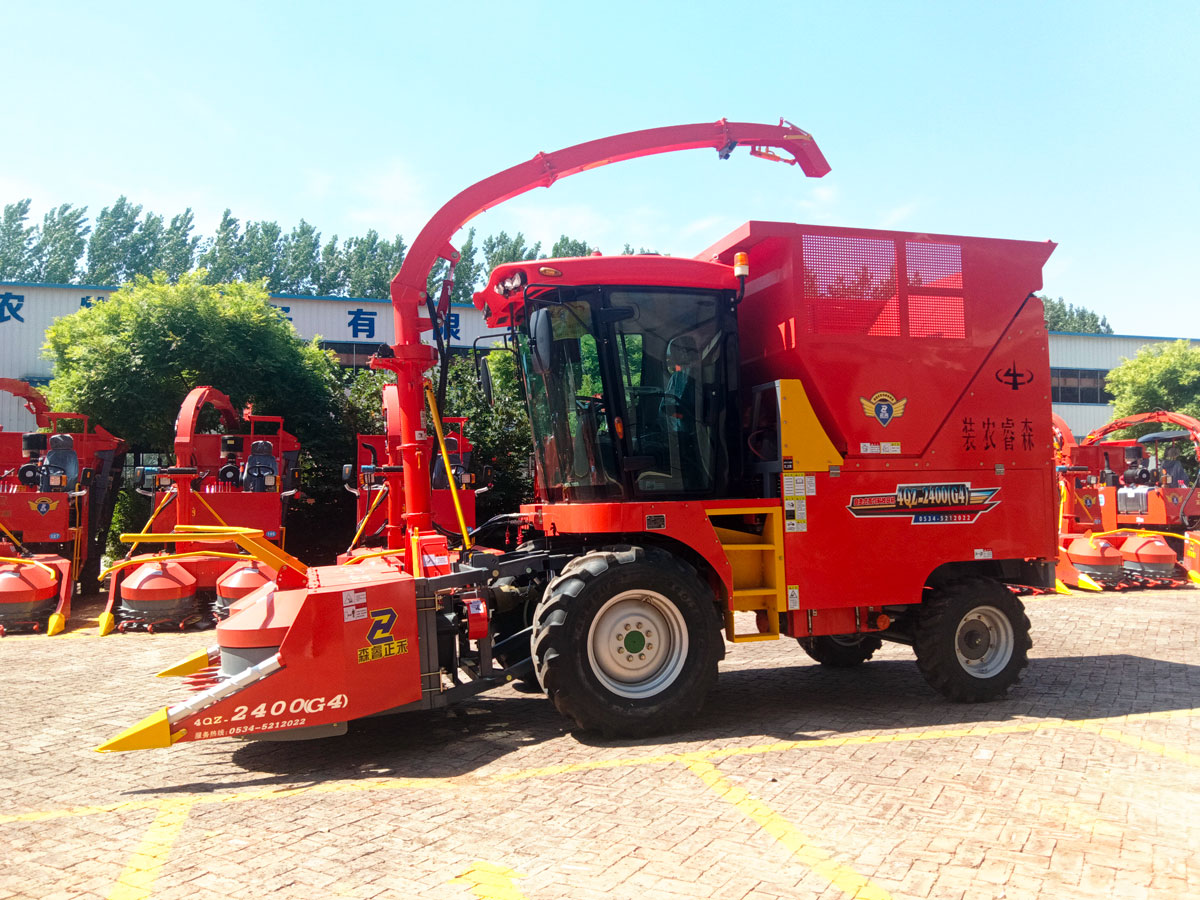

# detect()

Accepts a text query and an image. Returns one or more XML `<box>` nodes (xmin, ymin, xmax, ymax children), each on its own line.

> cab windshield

<box><xmin>518</xmin><ymin>288</ymin><xmax>731</xmax><ymax>502</ymax></box>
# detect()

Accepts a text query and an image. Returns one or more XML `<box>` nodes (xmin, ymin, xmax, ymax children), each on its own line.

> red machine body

<box><xmin>102</xmin><ymin>119</ymin><xmax>1061</xmax><ymax>753</ymax></box>
<box><xmin>1054</xmin><ymin>411</ymin><xmax>1200</xmax><ymax>590</ymax></box>
<box><xmin>0</xmin><ymin>379</ymin><xmax>126</xmax><ymax>634</ymax></box>
<box><xmin>101</xmin><ymin>386</ymin><xmax>300</xmax><ymax>633</ymax></box>
<box><xmin>343</xmin><ymin>412</ymin><xmax>477</xmax><ymax>561</ymax></box>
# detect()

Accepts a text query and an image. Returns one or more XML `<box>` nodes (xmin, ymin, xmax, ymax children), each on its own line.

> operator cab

<box><xmin>478</xmin><ymin>255</ymin><xmax>741</xmax><ymax>502</ymax></box>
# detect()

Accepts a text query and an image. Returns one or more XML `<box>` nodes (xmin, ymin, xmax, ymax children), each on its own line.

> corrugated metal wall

<box><xmin>3</xmin><ymin>283</ymin><xmax>1196</xmax><ymax>438</ymax></box>
<box><xmin>0</xmin><ymin>282</ymin><xmax>490</xmax><ymax>431</ymax></box>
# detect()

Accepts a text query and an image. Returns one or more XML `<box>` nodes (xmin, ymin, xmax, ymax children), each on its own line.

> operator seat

<box><xmin>659</xmin><ymin>335</ymin><xmax>700</xmax><ymax>435</ymax></box>
<box><xmin>431</xmin><ymin>436</ymin><xmax>459</xmax><ymax>490</ymax></box>
<box><xmin>41</xmin><ymin>433</ymin><xmax>79</xmax><ymax>492</ymax></box>
<box><xmin>241</xmin><ymin>440</ymin><xmax>278</xmax><ymax>492</ymax></box>
<box><xmin>667</xmin><ymin>336</ymin><xmax>705</xmax><ymax>486</ymax></box>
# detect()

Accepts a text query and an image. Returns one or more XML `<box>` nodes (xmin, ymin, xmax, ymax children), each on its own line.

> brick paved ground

<box><xmin>0</xmin><ymin>588</ymin><xmax>1197</xmax><ymax>900</ymax></box>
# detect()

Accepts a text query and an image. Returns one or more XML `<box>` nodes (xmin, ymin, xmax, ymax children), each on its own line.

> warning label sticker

<box><xmin>787</xmin><ymin>585</ymin><xmax>800</xmax><ymax>611</ymax></box>
<box><xmin>782</xmin><ymin>474</ymin><xmax>810</xmax><ymax>533</ymax></box>
<box><xmin>342</xmin><ymin>589</ymin><xmax>368</xmax><ymax>623</ymax></box>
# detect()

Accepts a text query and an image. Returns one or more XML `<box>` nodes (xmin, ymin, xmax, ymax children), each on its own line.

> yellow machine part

<box><xmin>776</xmin><ymin>378</ymin><xmax>844</xmax><ymax>472</ymax></box>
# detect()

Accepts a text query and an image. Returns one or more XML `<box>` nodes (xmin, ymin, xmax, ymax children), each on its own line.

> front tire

<box><xmin>913</xmin><ymin>578</ymin><xmax>1031</xmax><ymax>702</ymax></box>
<box><xmin>532</xmin><ymin>546</ymin><xmax>721</xmax><ymax>737</ymax></box>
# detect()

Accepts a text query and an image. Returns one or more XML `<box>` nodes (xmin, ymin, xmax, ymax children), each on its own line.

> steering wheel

<box><xmin>575</xmin><ymin>395</ymin><xmax>607</xmax><ymax>414</ymax></box>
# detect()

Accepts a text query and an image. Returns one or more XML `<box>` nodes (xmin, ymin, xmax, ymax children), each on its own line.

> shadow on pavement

<box><xmin>146</xmin><ymin>651</ymin><xmax>1200</xmax><ymax>786</ymax></box>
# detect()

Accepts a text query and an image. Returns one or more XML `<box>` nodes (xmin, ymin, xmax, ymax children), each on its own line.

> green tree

<box><xmin>315</xmin><ymin>234</ymin><xmax>346</xmax><ymax>296</ymax></box>
<box><xmin>126</xmin><ymin>211</ymin><xmax>164</xmax><ymax>281</ymax></box>
<box><xmin>197</xmin><ymin>210</ymin><xmax>244</xmax><ymax>283</ymax></box>
<box><xmin>444</xmin><ymin>352</ymin><xmax>532</xmax><ymax>520</ymax></box>
<box><xmin>243</xmin><ymin>220</ymin><xmax>285</xmax><ymax>290</ymax></box>
<box><xmin>1040</xmin><ymin>295</ymin><xmax>1114</xmax><ymax>334</ymax></box>
<box><xmin>346</xmin><ymin>229</ymin><xmax>407</xmax><ymax>299</ymax></box>
<box><xmin>549</xmin><ymin>235</ymin><xmax>593</xmax><ymax>258</ymax></box>
<box><xmin>32</xmin><ymin>203</ymin><xmax>90</xmax><ymax>283</ymax></box>
<box><xmin>0</xmin><ymin>199</ymin><xmax>37</xmax><ymax>280</ymax></box>
<box><xmin>481</xmin><ymin>231</ymin><xmax>541</xmax><ymax>273</ymax></box>
<box><xmin>43</xmin><ymin>270</ymin><xmax>343</xmax><ymax>449</ymax></box>
<box><xmin>84</xmin><ymin>196</ymin><xmax>146</xmax><ymax>284</ymax></box>
<box><xmin>158</xmin><ymin>210</ymin><xmax>200</xmax><ymax>281</ymax></box>
<box><xmin>43</xmin><ymin>271</ymin><xmax>353</xmax><ymax>558</ymax></box>
<box><xmin>1106</xmin><ymin>340</ymin><xmax>1200</xmax><ymax>424</ymax></box>
<box><xmin>279</xmin><ymin>219</ymin><xmax>321</xmax><ymax>294</ymax></box>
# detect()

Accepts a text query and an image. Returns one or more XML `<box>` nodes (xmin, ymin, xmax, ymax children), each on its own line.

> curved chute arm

<box><xmin>0</xmin><ymin>377</ymin><xmax>52</xmax><ymax>429</ymax></box>
<box><xmin>387</xmin><ymin>118</ymin><xmax>829</xmax><ymax>352</ymax></box>
<box><xmin>174</xmin><ymin>386</ymin><xmax>241</xmax><ymax>466</ymax></box>
<box><xmin>376</xmin><ymin>118</ymin><xmax>828</xmax><ymax>533</ymax></box>
<box><xmin>1081</xmin><ymin>411</ymin><xmax>1200</xmax><ymax>459</ymax></box>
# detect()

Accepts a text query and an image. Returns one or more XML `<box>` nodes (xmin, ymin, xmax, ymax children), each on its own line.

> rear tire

<box><xmin>913</xmin><ymin>578</ymin><xmax>1031</xmax><ymax>702</ymax></box>
<box><xmin>532</xmin><ymin>546</ymin><xmax>721</xmax><ymax>737</ymax></box>
<box><xmin>799</xmin><ymin>634</ymin><xmax>882</xmax><ymax>667</ymax></box>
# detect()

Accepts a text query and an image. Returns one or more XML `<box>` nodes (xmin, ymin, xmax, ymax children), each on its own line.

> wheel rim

<box><xmin>586</xmin><ymin>590</ymin><xmax>689</xmax><ymax>699</ymax></box>
<box><xmin>954</xmin><ymin>605</ymin><xmax>1014</xmax><ymax>678</ymax></box>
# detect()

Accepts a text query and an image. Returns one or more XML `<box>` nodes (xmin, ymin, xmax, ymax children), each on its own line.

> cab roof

<box><xmin>473</xmin><ymin>254</ymin><xmax>738</xmax><ymax>328</ymax></box>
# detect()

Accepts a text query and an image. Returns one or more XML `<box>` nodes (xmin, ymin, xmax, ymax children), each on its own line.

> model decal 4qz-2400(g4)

<box><xmin>846</xmin><ymin>483</ymin><xmax>1001</xmax><ymax>524</ymax></box>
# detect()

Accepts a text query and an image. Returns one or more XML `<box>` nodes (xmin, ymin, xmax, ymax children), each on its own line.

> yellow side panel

<box><xmin>778</xmin><ymin>379</ymin><xmax>843</xmax><ymax>472</ymax></box>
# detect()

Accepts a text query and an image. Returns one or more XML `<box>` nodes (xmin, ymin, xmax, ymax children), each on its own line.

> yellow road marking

<box><xmin>105</xmin><ymin>798</ymin><xmax>193</xmax><ymax>900</ymax></box>
<box><xmin>1065</xmin><ymin>720</ymin><xmax>1200</xmax><ymax>768</ymax></box>
<box><xmin>3</xmin><ymin>707</ymin><xmax>1196</xmax><ymax>827</ymax></box>
<box><xmin>447</xmin><ymin>861</ymin><xmax>530</xmax><ymax>900</ymax></box>
<box><xmin>0</xmin><ymin>799</ymin><xmax>162</xmax><ymax>824</ymax></box>
<box><xmin>685</xmin><ymin>757</ymin><xmax>892</xmax><ymax>900</ymax></box>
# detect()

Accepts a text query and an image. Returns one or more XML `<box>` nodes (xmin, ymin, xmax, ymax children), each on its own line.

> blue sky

<box><xmin>3</xmin><ymin>1</ymin><xmax>1197</xmax><ymax>336</ymax></box>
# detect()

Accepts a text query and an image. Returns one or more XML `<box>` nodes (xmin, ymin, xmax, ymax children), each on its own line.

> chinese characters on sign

<box><xmin>0</xmin><ymin>292</ymin><xmax>24</xmax><ymax>323</ymax></box>
<box><xmin>963</xmin><ymin>417</ymin><xmax>1034</xmax><ymax>452</ymax></box>
<box><xmin>356</xmin><ymin>639</ymin><xmax>409</xmax><ymax>663</ymax></box>
<box><xmin>347</xmin><ymin>308</ymin><xmax>377</xmax><ymax>339</ymax></box>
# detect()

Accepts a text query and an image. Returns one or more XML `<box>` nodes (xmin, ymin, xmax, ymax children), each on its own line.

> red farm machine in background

<box><xmin>102</xmin><ymin>119</ymin><xmax>1062</xmax><ymax>754</ymax></box>
<box><xmin>0</xmin><ymin>379</ymin><xmax>125</xmax><ymax>635</ymax></box>
<box><xmin>100</xmin><ymin>386</ymin><xmax>299</xmax><ymax>634</ymax></box>
<box><xmin>341</xmin><ymin>390</ymin><xmax>479</xmax><ymax>561</ymax></box>
<box><xmin>1055</xmin><ymin>410</ymin><xmax>1200</xmax><ymax>590</ymax></box>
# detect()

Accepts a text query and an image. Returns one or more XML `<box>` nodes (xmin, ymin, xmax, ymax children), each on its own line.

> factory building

<box><xmin>1</xmin><ymin>281</ymin><xmax>1195</xmax><ymax>438</ymax></box>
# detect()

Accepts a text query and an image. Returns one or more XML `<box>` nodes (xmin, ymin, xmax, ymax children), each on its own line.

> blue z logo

<box><xmin>367</xmin><ymin>608</ymin><xmax>397</xmax><ymax>645</ymax></box>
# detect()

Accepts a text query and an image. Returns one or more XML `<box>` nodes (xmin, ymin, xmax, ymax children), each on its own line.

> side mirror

<box><xmin>478</xmin><ymin>356</ymin><xmax>494</xmax><ymax>407</ymax></box>
<box><xmin>342</xmin><ymin>464</ymin><xmax>354</xmax><ymax>484</ymax></box>
<box><xmin>530</xmin><ymin>307</ymin><xmax>553</xmax><ymax>375</ymax></box>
